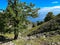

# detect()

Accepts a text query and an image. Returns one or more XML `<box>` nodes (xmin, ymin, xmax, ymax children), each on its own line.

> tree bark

<box><xmin>14</xmin><ymin>33</ymin><xmax>18</xmax><ymax>40</ymax></box>
<box><xmin>14</xmin><ymin>29</ymin><xmax>18</xmax><ymax>40</ymax></box>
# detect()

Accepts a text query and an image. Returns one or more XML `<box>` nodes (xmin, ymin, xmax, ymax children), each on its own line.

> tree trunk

<box><xmin>14</xmin><ymin>33</ymin><xmax>18</xmax><ymax>40</ymax></box>
<box><xmin>14</xmin><ymin>29</ymin><xmax>18</xmax><ymax>40</ymax></box>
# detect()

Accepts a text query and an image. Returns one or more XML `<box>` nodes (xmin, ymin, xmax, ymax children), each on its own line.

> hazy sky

<box><xmin>0</xmin><ymin>0</ymin><xmax>60</xmax><ymax>22</ymax></box>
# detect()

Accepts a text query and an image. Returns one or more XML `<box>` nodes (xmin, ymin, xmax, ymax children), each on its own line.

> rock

<box><xmin>52</xmin><ymin>42</ymin><xmax>55</xmax><ymax>45</ymax></box>
<box><xmin>29</xmin><ymin>36</ymin><xmax>36</xmax><ymax>40</ymax></box>
<box><xmin>2</xmin><ymin>41</ymin><xmax>15</xmax><ymax>45</ymax></box>
<box><xmin>42</xmin><ymin>35</ymin><xmax>46</xmax><ymax>38</ymax></box>
<box><xmin>26</xmin><ymin>43</ymin><xmax>32</xmax><ymax>45</ymax></box>
<box><xmin>57</xmin><ymin>42</ymin><xmax>60</xmax><ymax>45</ymax></box>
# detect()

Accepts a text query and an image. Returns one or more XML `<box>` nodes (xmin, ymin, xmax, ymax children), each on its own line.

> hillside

<box><xmin>22</xmin><ymin>16</ymin><xmax>60</xmax><ymax>36</ymax></box>
<box><xmin>29</xmin><ymin>17</ymin><xmax>60</xmax><ymax>35</ymax></box>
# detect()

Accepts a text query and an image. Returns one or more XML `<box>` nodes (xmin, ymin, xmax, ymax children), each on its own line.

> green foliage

<box><xmin>56</xmin><ymin>14</ymin><xmax>60</xmax><ymax>17</ymax></box>
<box><xmin>44</xmin><ymin>12</ymin><xmax>55</xmax><ymax>22</ymax></box>
<box><xmin>0</xmin><ymin>0</ymin><xmax>39</xmax><ymax>39</ymax></box>
<box><xmin>37</xmin><ymin>21</ymin><xmax>44</xmax><ymax>26</ymax></box>
<box><xmin>27</xmin><ymin>17</ymin><xmax>60</xmax><ymax>36</ymax></box>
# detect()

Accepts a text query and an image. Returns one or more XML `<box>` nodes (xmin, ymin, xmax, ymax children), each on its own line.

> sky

<box><xmin>0</xmin><ymin>0</ymin><xmax>60</xmax><ymax>22</ymax></box>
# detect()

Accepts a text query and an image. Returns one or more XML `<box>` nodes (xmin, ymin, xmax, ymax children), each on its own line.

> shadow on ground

<box><xmin>0</xmin><ymin>35</ymin><xmax>14</xmax><ymax>44</ymax></box>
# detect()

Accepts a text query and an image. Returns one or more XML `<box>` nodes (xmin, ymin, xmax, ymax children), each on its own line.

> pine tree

<box><xmin>56</xmin><ymin>14</ymin><xmax>60</xmax><ymax>17</ymax></box>
<box><xmin>4</xmin><ymin>0</ymin><xmax>39</xmax><ymax>39</ymax></box>
<box><xmin>44</xmin><ymin>12</ymin><xmax>55</xmax><ymax>22</ymax></box>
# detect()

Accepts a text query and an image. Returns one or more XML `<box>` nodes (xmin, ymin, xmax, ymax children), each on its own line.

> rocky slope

<box><xmin>28</xmin><ymin>17</ymin><xmax>60</xmax><ymax>36</ymax></box>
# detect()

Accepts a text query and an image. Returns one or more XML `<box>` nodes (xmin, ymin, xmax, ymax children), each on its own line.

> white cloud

<box><xmin>38</xmin><ymin>6</ymin><xmax>60</xmax><ymax>14</ymax></box>
<box><xmin>28</xmin><ymin>6</ymin><xmax>60</xmax><ymax>22</ymax></box>
<box><xmin>52</xmin><ymin>1</ymin><xmax>59</xmax><ymax>4</ymax></box>
<box><xmin>38</xmin><ymin>6</ymin><xmax>60</xmax><ymax>21</ymax></box>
